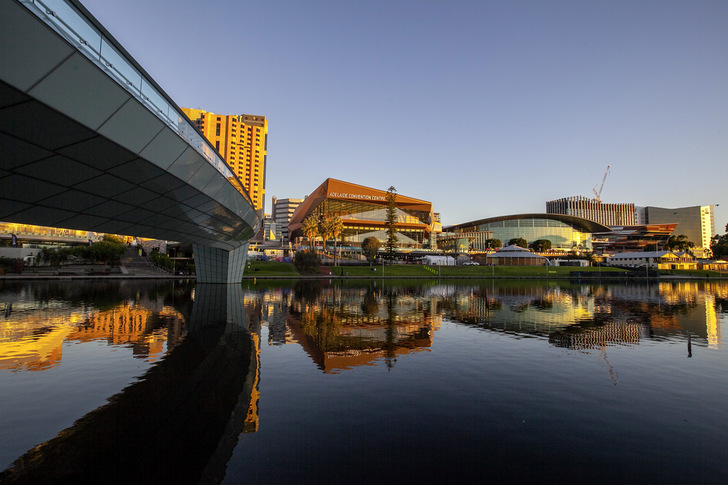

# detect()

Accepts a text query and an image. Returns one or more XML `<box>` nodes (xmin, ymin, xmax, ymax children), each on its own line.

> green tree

<box><xmin>102</xmin><ymin>234</ymin><xmax>126</xmax><ymax>245</ymax></box>
<box><xmin>484</xmin><ymin>238</ymin><xmax>502</xmax><ymax>250</ymax></box>
<box><xmin>665</xmin><ymin>234</ymin><xmax>695</xmax><ymax>252</ymax></box>
<box><xmin>361</xmin><ymin>236</ymin><xmax>380</xmax><ymax>265</ymax></box>
<box><xmin>302</xmin><ymin>215</ymin><xmax>320</xmax><ymax>253</ymax></box>
<box><xmin>385</xmin><ymin>186</ymin><xmax>398</xmax><ymax>261</ymax></box>
<box><xmin>531</xmin><ymin>239</ymin><xmax>552</xmax><ymax>252</ymax></box>
<box><xmin>710</xmin><ymin>224</ymin><xmax>728</xmax><ymax>259</ymax></box>
<box><xmin>508</xmin><ymin>237</ymin><xmax>528</xmax><ymax>249</ymax></box>
<box><xmin>89</xmin><ymin>240</ymin><xmax>126</xmax><ymax>264</ymax></box>
<box><xmin>294</xmin><ymin>250</ymin><xmax>321</xmax><ymax>272</ymax></box>
<box><xmin>149</xmin><ymin>250</ymin><xmax>174</xmax><ymax>271</ymax></box>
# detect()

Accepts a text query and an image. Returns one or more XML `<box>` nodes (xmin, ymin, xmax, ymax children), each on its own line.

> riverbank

<box><xmin>242</xmin><ymin>261</ymin><xmax>727</xmax><ymax>281</ymax></box>
<box><xmin>1</xmin><ymin>261</ymin><xmax>724</xmax><ymax>281</ymax></box>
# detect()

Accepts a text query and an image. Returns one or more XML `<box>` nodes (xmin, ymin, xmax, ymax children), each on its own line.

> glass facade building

<box><xmin>288</xmin><ymin>179</ymin><xmax>435</xmax><ymax>248</ymax></box>
<box><xmin>445</xmin><ymin>214</ymin><xmax>611</xmax><ymax>252</ymax></box>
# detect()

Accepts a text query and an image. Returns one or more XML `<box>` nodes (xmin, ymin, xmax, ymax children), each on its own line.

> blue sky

<box><xmin>82</xmin><ymin>0</ymin><xmax>727</xmax><ymax>233</ymax></box>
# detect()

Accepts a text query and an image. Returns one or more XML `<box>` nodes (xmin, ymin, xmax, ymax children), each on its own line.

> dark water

<box><xmin>1</xmin><ymin>279</ymin><xmax>727</xmax><ymax>484</ymax></box>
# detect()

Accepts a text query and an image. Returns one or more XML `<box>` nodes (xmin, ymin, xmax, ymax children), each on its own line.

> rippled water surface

<box><xmin>1</xmin><ymin>279</ymin><xmax>727</xmax><ymax>484</ymax></box>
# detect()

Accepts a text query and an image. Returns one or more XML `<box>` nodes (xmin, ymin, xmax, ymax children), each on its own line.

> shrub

<box><xmin>294</xmin><ymin>250</ymin><xmax>321</xmax><ymax>272</ymax></box>
<box><xmin>149</xmin><ymin>251</ymin><xmax>175</xmax><ymax>271</ymax></box>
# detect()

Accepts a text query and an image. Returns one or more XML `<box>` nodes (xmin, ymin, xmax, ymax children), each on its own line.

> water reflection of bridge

<box><xmin>1</xmin><ymin>284</ymin><xmax>257</xmax><ymax>484</ymax></box>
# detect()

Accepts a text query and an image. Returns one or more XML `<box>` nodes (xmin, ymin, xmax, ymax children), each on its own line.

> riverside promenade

<box><xmin>0</xmin><ymin>249</ymin><xmax>192</xmax><ymax>280</ymax></box>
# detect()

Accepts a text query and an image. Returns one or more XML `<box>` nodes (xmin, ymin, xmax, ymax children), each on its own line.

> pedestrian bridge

<box><xmin>0</xmin><ymin>0</ymin><xmax>260</xmax><ymax>283</ymax></box>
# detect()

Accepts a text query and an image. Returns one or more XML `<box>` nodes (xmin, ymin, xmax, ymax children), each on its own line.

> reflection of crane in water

<box><xmin>598</xmin><ymin>346</ymin><xmax>618</xmax><ymax>385</ymax></box>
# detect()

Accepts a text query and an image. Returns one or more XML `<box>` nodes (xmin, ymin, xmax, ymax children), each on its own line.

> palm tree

<box><xmin>319</xmin><ymin>216</ymin><xmax>334</xmax><ymax>260</ymax></box>
<box><xmin>328</xmin><ymin>216</ymin><xmax>345</xmax><ymax>266</ymax></box>
<box><xmin>302</xmin><ymin>215</ymin><xmax>319</xmax><ymax>254</ymax></box>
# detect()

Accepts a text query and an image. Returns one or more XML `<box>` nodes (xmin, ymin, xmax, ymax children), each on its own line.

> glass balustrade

<box><xmin>18</xmin><ymin>0</ymin><xmax>251</xmax><ymax>206</ymax></box>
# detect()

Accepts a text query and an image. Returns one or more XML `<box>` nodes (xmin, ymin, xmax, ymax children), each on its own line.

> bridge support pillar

<box><xmin>192</xmin><ymin>244</ymin><xmax>249</xmax><ymax>283</ymax></box>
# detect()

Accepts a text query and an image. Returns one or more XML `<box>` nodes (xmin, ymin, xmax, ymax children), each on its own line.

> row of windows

<box><xmin>315</xmin><ymin>199</ymin><xmax>430</xmax><ymax>224</ymax></box>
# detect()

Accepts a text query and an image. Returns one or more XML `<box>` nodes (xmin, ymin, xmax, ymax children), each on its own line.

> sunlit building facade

<box><xmin>272</xmin><ymin>197</ymin><xmax>303</xmax><ymax>243</ymax></box>
<box><xmin>546</xmin><ymin>196</ymin><xmax>636</xmax><ymax>226</ymax></box>
<box><xmin>637</xmin><ymin>205</ymin><xmax>715</xmax><ymax>250</ymax></box>
<box><xmin>591</xmin><ymin>224</ymin><xmax>677</xmax><ymax>255</ymax></box>
<box><xmin>181</xmin><ymin>108</ymin><xmax>268</xmax><ymax>212</ymax></box>
<box><xmin>288</xmin><ymin>179</ymin><xmax>436</xmax><ymax>248</ymax></box>
<box><xmin>0</xmin><ymin>222</ymin><xmax>100</xmax><ymax>244</ymax></box>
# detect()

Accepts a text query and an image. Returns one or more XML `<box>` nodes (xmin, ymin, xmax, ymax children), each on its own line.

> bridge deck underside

<box><xmin>0</xmin><ymin>1</ymin><xmax>257</xmax><ymax>251</ymax></box>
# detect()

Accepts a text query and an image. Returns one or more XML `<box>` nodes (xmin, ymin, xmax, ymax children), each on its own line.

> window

<box><xmin>216</xmin><ymin>123</ymin><xmax>221</xmax><ymax>136</ymax></box>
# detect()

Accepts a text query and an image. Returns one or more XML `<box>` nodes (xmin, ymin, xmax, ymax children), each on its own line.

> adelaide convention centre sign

<box><xmin>328</xmin><ymin>192</ymin><xmax>386</xmax><ymax>202</ymax></box>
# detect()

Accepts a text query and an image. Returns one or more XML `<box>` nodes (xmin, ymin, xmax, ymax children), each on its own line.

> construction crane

<box><xmin>593</xmin><ymin>165</ymin><xmax>611</xmax><ymax>202</ymax></box>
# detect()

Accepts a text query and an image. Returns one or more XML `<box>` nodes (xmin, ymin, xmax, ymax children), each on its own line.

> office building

<box><xmin>546</xmin><ymin>196</ymin><xmax>636</xmax><ymax>226</ymax></box>
<box><xmin>272</xmin><ymin>197</ymin><xmax>303</xmax><ymax>242</ymax></box>
<box><xmin>262</xmin><ymin>214</ymin><xmax>276</xmax><ymax>241</ymax></box>
<box><xmin>181</xmin><ymin>108</ymin><xmax>268</xmax><ymax>212</ymax></box>
<box><xmin>288</xmin><ymin>179</ymin><xmax>436</xmax><ymax>248</ymax></box>
<box><xmin>637</xmin><ymin>205</ymin><xmax>715</xmax><ymax>250</ymax></box>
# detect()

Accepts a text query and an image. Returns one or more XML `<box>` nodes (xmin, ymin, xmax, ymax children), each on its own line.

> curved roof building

<box><xmin>444</xmin><ymin>214</ymin><xmax>612</xmax><ymax>252</ymax></box>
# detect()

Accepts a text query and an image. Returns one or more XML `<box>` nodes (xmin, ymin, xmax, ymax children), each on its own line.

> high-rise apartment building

<box><xmin>271</xmin><ymin>197</ymin><xmax>303</xmax><ymax>242</ymax></box>
<box><xmin>181</xmin><ymin>108</ymin><xmax>267</xmax><ymax>212</ymax></box>
<box><xmin>636</xmin><ymin>205</ymin><xmax>715</xmax><ymax>250</ymax></box>
<box><xmin>546</xmin><ymin>196</ymin><xmax>636</xmax><ymax>226</ymax></box>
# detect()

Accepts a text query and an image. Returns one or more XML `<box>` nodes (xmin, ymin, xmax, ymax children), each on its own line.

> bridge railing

<box><xmin>18</xmin><ymin>0</ymin><xmax>248</xmax><ymax>200</ymax></box>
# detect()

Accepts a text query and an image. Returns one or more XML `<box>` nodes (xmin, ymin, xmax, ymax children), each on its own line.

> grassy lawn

<box><xmin>242</xmin><ymin>261</ymin><xmax>727</xmax><ymax>279</ymax></box>
<box><xmin>245</xmin><ymin>260</ymin><xmax>299</xmax><ymax>276</ymax></box>
<box><xmin>243</xmin><ymin>261</ymin><xmax>635</xmax><ymax>278</ymax></box>
<box><xmin>334</xmin><ymin>265</ymin><xmax>433</xmax><ymax>277</ymax></box>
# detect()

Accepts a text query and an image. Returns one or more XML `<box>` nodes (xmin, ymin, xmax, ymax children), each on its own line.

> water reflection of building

<box><xmin>0</xmin><ymin>300</ymin><xmax>186</xmax><ymax>372</ymax></box>
<box><xmin>1</xmin><ymin>283</ymin><xmax>257</xmax><ymax>484</ymax></box>
<box><xmin>70</xmin><ymin>303</ymin><xmax>186</xmax><ymax>360</ymax></box>
<box><xmin>549</xmin><ymin>322</ymin><xmax>650</xmax><ymax>350</ymax></box>
<box><xmin>425</xmin><ymin>281</ymin><xmax>725</xmax><ymax>349</ymax></box>
<box><xmin>287</xmin><ymin>311</ymin><xmax>439</xmax><ymax>373</ymax></box>
<box><xmin>280</xmin><ymin>286</ymin><xmax>441</xmax><ymax>373</ymax></box>
<box><xmin>243</xmin><ymin>332</ymin><xmax>261</xmax><ymax>433</ymax></box>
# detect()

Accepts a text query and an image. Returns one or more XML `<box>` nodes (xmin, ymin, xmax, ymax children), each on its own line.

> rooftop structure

<box><xmin>546</xmin><ymin>196</ymin><xmax>636</xmax><ymax>226</ymax></box>
<box><xmin>591</xmin><ymin>224</ymin><xmax>677</xmax><ymax>255</ymax></box>
<box><xmin>485</xmin><ymin>245</ymin><xmax>548</xmax><ymax>266</ymax></box>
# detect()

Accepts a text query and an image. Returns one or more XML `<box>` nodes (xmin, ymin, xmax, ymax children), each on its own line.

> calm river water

<box><xmin>0</xmin><ymin>279</ymin><xmax>727</xmax><ymax>484</ymax></box>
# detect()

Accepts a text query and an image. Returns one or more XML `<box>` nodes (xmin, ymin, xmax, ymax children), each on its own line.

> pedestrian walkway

<box><xmin>0</xmin><ymin>248</ymin><xmax>186</xmax><ymax>280</ymax></box>
<box><xmin>120</xmin><ymin>248</ymin><xmax>173</xmax><ymax>276</ymax></box>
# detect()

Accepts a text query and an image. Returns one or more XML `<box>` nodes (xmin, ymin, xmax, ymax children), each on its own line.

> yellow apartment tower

<box><xmin>181</xmin><ymin>108</ymin><xmax>268</xmax><ymax>212</ymax></box>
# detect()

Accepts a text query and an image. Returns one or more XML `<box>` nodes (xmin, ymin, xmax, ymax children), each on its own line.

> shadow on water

<box><xmin>0</xmin><ymin>284</ymin><xmax>257</xmax><ymax>485</ymax></box>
